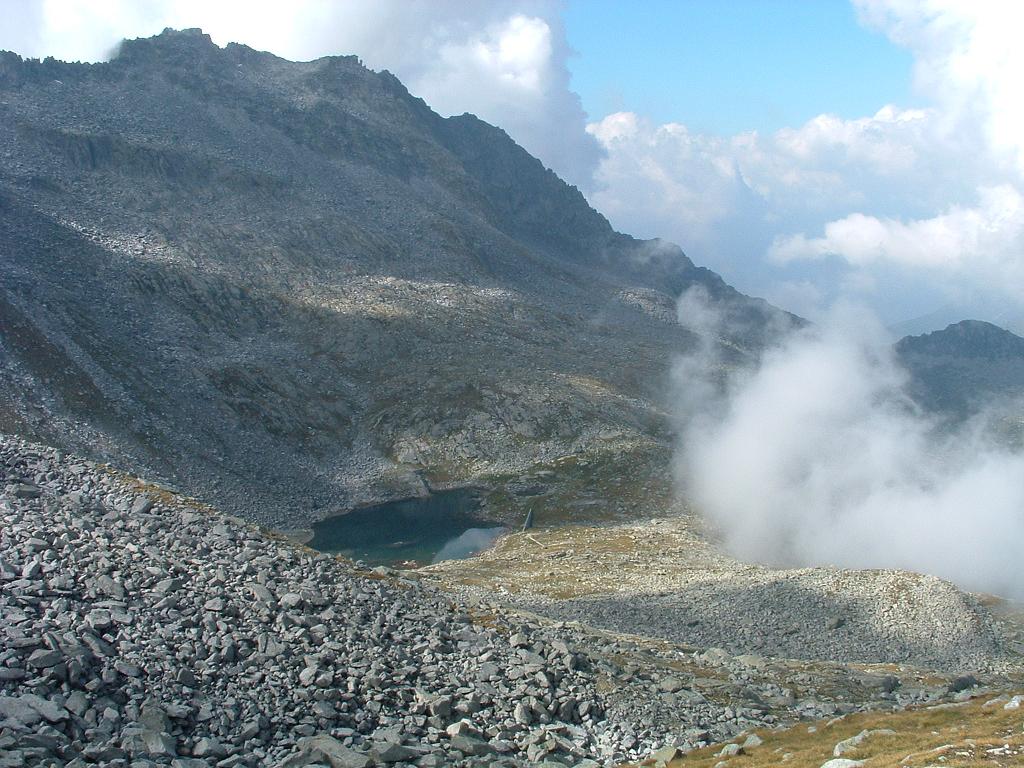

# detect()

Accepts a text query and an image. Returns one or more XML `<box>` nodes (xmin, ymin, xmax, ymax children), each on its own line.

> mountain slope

<box><xmin>897</xmin><ymin>320</ymin><xmax>1024</xmax><ymax>420</ymax></box>
<box><xmin>0</xmin><ymin>28</ymin><xmax>788</xmax><ymax>525</ymax></box>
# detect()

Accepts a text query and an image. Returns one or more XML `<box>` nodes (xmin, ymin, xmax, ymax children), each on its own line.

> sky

<box><xmin>564</xmin><ymin>0</ymin><xmax>917</xmax><ymax>136</ymax></box>
<box><xmin>2</xmin><ymin>0</ymin><xmax>1023</xmax><ymax>330</ymax></box>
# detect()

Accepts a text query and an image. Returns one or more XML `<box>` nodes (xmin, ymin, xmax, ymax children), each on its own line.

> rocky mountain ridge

<box><xmin>896</xmin><ymin>319</ymin><xmax>1024</xmax><ymax>422</ymax></box>
<box><xmin>0</xmin><ymin>28</ymin><xmax>787</xmax><ymax>527</ymax></box>
<box><xmin>2</xmin><ymin>27</ymin><xmax>1024</xmax><ymax>768</ymax></box>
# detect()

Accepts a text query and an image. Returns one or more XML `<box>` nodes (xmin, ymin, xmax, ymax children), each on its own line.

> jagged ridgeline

<box><xmin>0</xmin><ymin>28</ymin><xmax>786</xmax><ymax>525</ymax></box>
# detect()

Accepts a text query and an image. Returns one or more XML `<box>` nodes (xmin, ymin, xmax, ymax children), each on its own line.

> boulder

<box><xmin>293</xmin><ymin>735</ymin><xmax>372</xmax><ymax>768</ymax></box>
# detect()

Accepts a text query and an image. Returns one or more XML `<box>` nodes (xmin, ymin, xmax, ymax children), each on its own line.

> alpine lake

<box><xmin>308</xmin><ymin>488</ymin><xmax>508</xmax><ymax>568</ymax></box>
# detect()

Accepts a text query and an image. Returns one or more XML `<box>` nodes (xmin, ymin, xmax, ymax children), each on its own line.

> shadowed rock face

<box><xmin>897</xmin><ymin>320</ymin><xmax>1024</xmax><ymax>420</ymax></box>
<box><xmin>0</xmin><ymin>28</ymin><xmax>788</xmax><ymax>526</ymax></box>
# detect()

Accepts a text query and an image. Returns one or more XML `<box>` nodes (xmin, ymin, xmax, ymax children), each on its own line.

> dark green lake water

<box><xmin>308</xmin><ymin>489</ymin><xmax>507</xmax><ymax>567</ymax></box>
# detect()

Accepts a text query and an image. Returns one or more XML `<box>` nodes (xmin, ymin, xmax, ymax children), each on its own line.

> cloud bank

<box><xmin>674</xmin><ymin>290</ymin><xmax>1024</xmax><ymax>599</ymax></box>
<box><xmin>586</xmin><ymin>2</ymin><xmax>1024</xmax><ymax>323</ymax></box>
<box><xmin>0</xmin><ymin>0</ymin><xmax>600</xmax><ymax>187</ymax></box>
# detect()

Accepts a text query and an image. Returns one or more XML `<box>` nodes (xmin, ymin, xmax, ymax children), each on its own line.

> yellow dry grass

<box><xmin>634</xmin><ymin>695</ymin><xmax>1024</xmax><ymax>768</ymax></box>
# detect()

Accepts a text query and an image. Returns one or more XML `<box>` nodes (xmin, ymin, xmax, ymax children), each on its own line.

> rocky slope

<box><xmin>3</xmin><ymin>436</ymin><xmax>1021</xmax><ymax>768</ymax></box>
<box><xmin>0</xmin><ymin>435</ymin><xmax>669</xmax><ymax>767</ymax></box>
<box><xmin>0</xmin><ymin>28</ymin><xmax>789</xmax><ymax>527</ymax></box>
<box><xmin>427</xmin><ymin>514</ymin><xmax>1024</xmax><ymax>674</ymax></box>
<box><xmin>896</xmin><ymin>320</ymin><xmax>1024</xmax><ymax>421</ymax></box>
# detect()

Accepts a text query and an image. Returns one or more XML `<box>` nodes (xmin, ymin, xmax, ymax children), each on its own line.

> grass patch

<box><xmin>636</xmin><ymin>694</ymin><xmax>1024</xmax><ymax>767</ymax></box>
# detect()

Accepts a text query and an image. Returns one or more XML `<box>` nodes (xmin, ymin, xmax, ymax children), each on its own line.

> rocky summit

<box><xmin>0</xmin><ymin>28</ymin><xmax>786</xmax><ymax>527</ymax></box>
<box><xmin>896</xmin><ymin>320</ymin><xmax>1024</xmax><ymax>420</ymax></box>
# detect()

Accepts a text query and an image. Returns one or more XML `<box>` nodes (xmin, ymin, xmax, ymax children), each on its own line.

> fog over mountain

<box><xmin>675</xmin><ymin>294</ymin><xmax>1024</xmax><ymax>600</ymax></box>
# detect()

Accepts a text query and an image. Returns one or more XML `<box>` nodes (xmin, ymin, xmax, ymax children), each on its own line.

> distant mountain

<box><xmin>0</xmin><ymin>29</ymin><xmax>790</xmax><ymax>525</ymax></box>
<box><xmin>896</xmin><ymin>320</ymin><xmax>1024</xmax><ymax>419</ymax></box>
<box><xmin>890</xmin><ymin>304</ymin><xmax>1024</xmax><ymax>339</ymax></box>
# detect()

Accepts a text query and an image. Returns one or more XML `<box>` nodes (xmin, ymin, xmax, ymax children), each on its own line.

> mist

<box><xmin>673</xmin><ymin>290</ymin><xmax>1024</xmax><ymax>600</ymax></box>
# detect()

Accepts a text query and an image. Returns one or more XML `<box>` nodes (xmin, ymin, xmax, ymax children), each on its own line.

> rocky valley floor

<box><xmin>425</xmin><ymin>517</ymin><xmax>1024</xmax><ymax>673</ymax></box>
<box><xmin>2</xmin><ymin>434</ymin><xmax>1023</xmax><ymax>768</ymax></box>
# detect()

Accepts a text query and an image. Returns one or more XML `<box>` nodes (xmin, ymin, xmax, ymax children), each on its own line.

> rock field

<box><xmin>0</xmin><ymin>435</ymin><xmax>795</xmax><ymax>767</ymax></box>
<box><xmin>4</xmin><ymin>435</ymin><xmax>1023</xmax><ymax>767</ymax></box>
<box><xmin>428</xmin><ymin>518</ymin><xmax>1024</xmax><ymax>674</ymax></box>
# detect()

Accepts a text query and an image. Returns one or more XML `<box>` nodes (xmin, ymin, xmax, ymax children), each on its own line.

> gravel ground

<box><xmin>0</xmin><ymin>435</ymin><xmax>801</xmax><ymax>767</ymax></box>
<box><xmin>3</xmin><ymin>435</ymin><xmax>1020</xmax><ymax>767</ymax></box>
<box><xmin>426</xmin><ymin>518</ymin><xmax>1024</xmax><ymax>673</ymax></box>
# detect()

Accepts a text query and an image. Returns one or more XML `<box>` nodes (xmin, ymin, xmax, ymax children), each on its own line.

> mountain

<box><xmin>890</xmin><ymin>304</ymin><xmax>1024</xmax><ymax>339</ymax></box>
<box><xmin>0</xmin><ymin>28</ymin><xmax>788</xmax><ymax>526</ymax></box>
<box><xmin>897</xmin><ymin>320</ymin><xmax>1024</xmax><ymax>420</ymax></box>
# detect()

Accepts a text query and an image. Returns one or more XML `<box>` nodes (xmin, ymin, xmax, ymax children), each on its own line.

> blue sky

<box><xmin>564</xmin><ymin>0</ymin><xmax>916</xmax><ymax>135</ymax></box>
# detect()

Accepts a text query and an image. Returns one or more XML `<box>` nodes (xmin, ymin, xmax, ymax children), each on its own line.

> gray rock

<box><xmin>204</xmin><ymin>597</ymin><xmax>225</xmax><ymax>612</ymax></box>
<box><xmin>26</xmin><ymin>648</ymin><xmax>63</xmax><ymax>668</ymax></box>
<box><xmin>154</xmin><ymin>578</ymin><xmax>182</xmax><ymax>595</ymax></box>
<box><xmin>124</xmin><ymin>728</ymin><xmax>177</xmax><ymax>757</ymax></box>
<box><xmin>513</xmin><ymin>702</ymin><xmax>533</xmax><ymax>725</ymax></box>
<box><xmin>374</xmin><ymin>742</ymin><xmax>419</xmax><ymax>763</ymax></box>
<box><xmin>115</xmin><ymin>660</ymin><xmax>143</xmax><ymax>678</ymax></box>
<box><xmin>742</xmin><ymin>734</ymin><xmax>763</xmax><ymax>749</ymax></box>
<box><xmin>449</xmin><ymin>735</ymin><xmax>493</xmax><ymax>757</ymax></box>
<box><xmin>833</xmin><ymin>729</ymin><xmax>895</xmax><ymax>757</ymax></box>
<box><xmin>23</xmin><ymin>694</ymin><xmax>69</xmax><ymax>724</ymax></box>
<box><xmin>131</xmin><ymin>497</ymin><xmax>155</xmax><ymax>515</ymax></box>
<box><xmin>250</xmin><ymin>583</ymin><xmax>275</xmax><ymax>603</ymax></box>
<box><xmin>0</xmin><ymin>695</ymin><xmax>43</xmax><ymax>726</ymax></box>
<box><xmin>294</xmin><ymin>735</ymin><xmax>372</xmax><ymax>768</ymax></box>
<box><xmin>948</xmin><ymin>675</ymin><xmax>979</xmax><ymax>693</ymax></box>
<box><xmin>12</xmin><ymin>484</ymin><xmax>41</xmax><ymax>499</ymax></box>
<box><xmin>94</xmin><ymin>574</ymin><xmax>127</xmax><ymax>599</ymax></box>
<box><xmin>659</xmin><ymin>677</ymin><xmax>685</xmax><ymax>693</ymax></box>
<box><xmin>650</xmin><ymin>745</ymin><xmax>681</xmax><ymax>763</ymax></box>
<box><xmin>191</xmin><ymin>736</ymin><xmax>226</xmax><ymax>757</ymax></box>
<box><xmin>445</xmin><ymin>721</ymin><xmax>480</xmax><ymax>739</ymax></box>
<box><xmin>428</xmin><ymin>695</ymin><xmax>452</xmax><ymax>719</ymax></box>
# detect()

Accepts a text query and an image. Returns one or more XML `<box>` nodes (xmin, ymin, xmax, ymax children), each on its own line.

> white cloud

<box><xmin>770</xmin><ymin>185</ymin><xmax>1024</xmax><ymax>285</ymax></box>
<box><xmin>585</xmin><ymin>113</ymin><xmax>750</xmax><ymax>252</ymax></box>
<box><xmin>584</xmin><ymin>103</ymin><xmax>977</xmax><ymax>304</ymax></box>
<box><xmin>449</xmin><ymin>14</ymin><xmax>552</xmax><ymax>93</ymax></box>
<box><xmin>584</xmin><ymin>2</ymin><xmax>1024</xmax><ymax>321</ymax></box>
<box><xmin>856</xmin><ymin>0</ymin><xmax>1024</xmax><ymax>174</ymax></box>
<box><xmin>0</xmin><ymin>0</ymin><xmax>601</xmax><ymax>186</ymax></box>
<box><xmin>674</xmin><ymin>293</ymin><xmax>1024</xmax><ymax>599</ymax></box>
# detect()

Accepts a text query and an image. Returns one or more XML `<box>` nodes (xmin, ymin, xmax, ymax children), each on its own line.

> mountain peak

<box><xmin>896</xmin><ymin>319</ymin><xmax>1024</xmax><ymax>417</ymax></box>
<box><xmin>112</xmin><ymin>26</ymin><xmax>228</xmax><ymax>68</ymax></box>
<box><xmin>0</xmin><ymin>28</ymin><xmax>786</xmax><ymax>522</ymax></box>
<box><xmin>899</xmin><ymin>319</ymin><xmax>1024</xmax><ymax>360</ymax></box>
